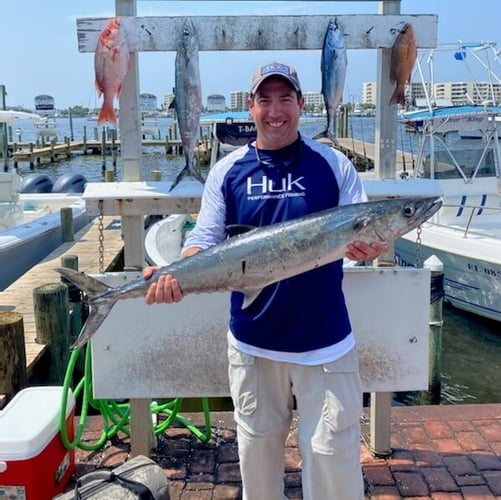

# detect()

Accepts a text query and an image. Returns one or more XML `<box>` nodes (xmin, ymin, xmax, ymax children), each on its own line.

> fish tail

<box><xmin>97</xmin><ymin>99</ymin><xmax>117</xmax><ymax>126</ymax></box>
<box><xmin>389</xmin><ymin>86</ymin><xmax>406</xmax><ymax>106</ymax></box>
<box><xmin>70</xmin><ymin>301</ymin><xmax>114</xmax><ymax>350</ymax></box>
<box><xmin>55</xmin><ymin>267</ymin><xmax>116</xmax><ymax>349</ymax></box>
<box><xmin>313</xmin><ymin>129</ymin><xmax>338</xmax><ymax>146</ymax></box>
<box><xmin>169</xmin><ymin>158</ymin><xmax>205</xmax><ymax>191</ymax></box>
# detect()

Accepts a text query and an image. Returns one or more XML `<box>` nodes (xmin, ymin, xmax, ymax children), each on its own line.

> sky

<box><xmin>2</xmin><ymin>1</ymin><xmax>501</xmax><ymax>110</ymax></box>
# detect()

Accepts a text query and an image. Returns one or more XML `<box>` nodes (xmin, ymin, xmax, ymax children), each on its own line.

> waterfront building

<box><xmin>230</xmin><ymin>90</ymin><xmax>249</xmax><ymax>111</ymax></box>
<box><xmin>207</xmin><ymin>94</ymin><xmax>226</xmax><ymax>112</ymax></box>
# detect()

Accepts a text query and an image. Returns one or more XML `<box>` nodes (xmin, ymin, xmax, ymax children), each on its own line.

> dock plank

<box><xmin>0</xmin><ymin>216</ymin><xmax>123</xmax><ymax>404</ymax></box>
<box><xmin>337</xmin><ymin>138</ymin><xmax>416</xmax><ymax>173</ymax></box>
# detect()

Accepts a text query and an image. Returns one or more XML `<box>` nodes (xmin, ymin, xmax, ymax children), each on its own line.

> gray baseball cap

<box><xmin>250</xmin><ymin>62</ymin><xmax>302</xmax><ymax>95</ymax></box>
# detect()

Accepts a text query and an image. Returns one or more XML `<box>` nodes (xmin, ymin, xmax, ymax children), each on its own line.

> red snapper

<box><xmin>94</xmin><ymin>18</ymin><xmax>130</xmax><ymax>126</ymax></box>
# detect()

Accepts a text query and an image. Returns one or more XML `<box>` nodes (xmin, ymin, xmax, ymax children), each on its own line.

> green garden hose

<box><xmin>59</xmin><ymin>343</ymin><xmax>211</xmax><ymax>451</ymax></box>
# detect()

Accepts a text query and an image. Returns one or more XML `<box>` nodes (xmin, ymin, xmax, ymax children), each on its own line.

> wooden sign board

<box><xmin>90</xmin><ymin>266</ymin><xmax>431</xmax><ymax>398</ymax></box>
<box><xmin>77</xmin><ymin>15</ymin><xmax>437</xmax><ymax>53</ymax></box>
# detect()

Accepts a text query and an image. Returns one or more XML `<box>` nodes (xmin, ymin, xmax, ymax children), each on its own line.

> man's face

<box><xmin>248</xmin><ymin>78</ymin><xmax>304</xmax><ymax>150</ymax></box>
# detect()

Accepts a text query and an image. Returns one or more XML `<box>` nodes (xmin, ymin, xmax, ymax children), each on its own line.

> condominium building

<box><xmin>303</xmin><ymin>91</ymin><xmax>324</xmax><ymax>113</ymax></box>
<box><xmin>361</xmin><ymin>81</ymin><xmax>501</xmax><ymax>106</ymax></box>
<box><xmin>230</xmin><ymin>90</ymin><xmax>250</xmax><ymax>111</ymax></box>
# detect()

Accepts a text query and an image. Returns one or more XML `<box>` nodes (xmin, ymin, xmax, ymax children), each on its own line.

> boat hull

<box><xmin>0</xmin><ymin>201</ymin><xmax>89</xmax><ymax>291</ymax></box>
<box><xmin>395</xmin><ymin>225</ymin><xmax>501</xmax><ymax>323</ymax></box>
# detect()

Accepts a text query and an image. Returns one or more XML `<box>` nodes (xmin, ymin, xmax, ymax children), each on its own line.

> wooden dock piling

<box><xmin>0</xmin><ymin>312</ymin><xmax>27</xmax><ymax>396</ymax></box>
<box><xmin>33</xmin><ymin>283</ymin><xmax>70</xmax><ymax>384</ymax></box>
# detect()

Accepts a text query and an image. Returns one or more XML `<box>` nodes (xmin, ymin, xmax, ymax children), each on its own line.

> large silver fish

<box><xmin>56</xmin><ymin>197</ymin><xmax>441</xmax><ymax>349</ymax></box>
<box><xmin>170</xmin><ymin>18</ymin><xmax>205</xmax><ymax>190</ymax></box>
<box><xmin>315</xmin><ymin>18</ymin><xmax>347</xmax><ymax>144</ymax></box>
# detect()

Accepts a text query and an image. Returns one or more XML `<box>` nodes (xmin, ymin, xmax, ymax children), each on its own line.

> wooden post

<box><xmin>60</xmin><ymin>255</ymin><xmax>84</xmax><ymax>373</ymax></box>
<box><xmin>0</xmin><ymin>312</ymin><xmax>27</xmax><ymax>395</ymax></box>
<box><xmin>101</xmin><ymin>128</ymin><xmax>106</xmax><ymax>171</ymax></box>
<box><xmin>83</xmin><ymin>126</ymin><xmax>88</xmax><ymax>154</ymax></box>
<box><xmin>421</xmin><ymin>255</ymin><xmax>444</xmax><ymax>404</ymax></box>
<box><xmin>150</xmin><ymin>169</ymin><xmax>162</xmax><ymax>181</ymax></box>
<box><xmin>60</xmin><ymin>207</ymin><xmax>74</xmax><ymax>242</ymax></box>
<box><xmin>33</xmin><ymin>283</ymin><xmax>70</xmax><ymax>384</ymax></box>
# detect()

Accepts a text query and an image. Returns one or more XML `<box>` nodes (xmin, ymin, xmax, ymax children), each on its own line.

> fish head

<box><xmin>99</xmin><ymin>18</ymin><xmax>121</xmax><ymax>44</ymax></box>
<box><xmin>361</xmin><ymin>197</ymin><xmax>442</xmax><ymax>243</ymax></box>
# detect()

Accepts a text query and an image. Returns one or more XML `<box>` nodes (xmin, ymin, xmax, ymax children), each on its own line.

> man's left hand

<box><xmin>345</xmin><ymin>241</ymin><xmax>389</xmax><ymax>262</ymax></box>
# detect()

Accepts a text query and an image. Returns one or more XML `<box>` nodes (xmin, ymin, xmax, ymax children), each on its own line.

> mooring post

<box><xmin>60</xmin><ymin>207</ymin><xmax>74</xmax><ymax>242</ymax></box>
<box><xmin>422</xmin><ymin>255</ymin><xmax>444</xmax><ymax>404</ymax></box>
<box><xmin>33</xmin><ymin>283</ymin><xmax>70</xmax><ymax>384</ymax></box>
<box><xmin>0</xmin><ymin>312</ymin><xmax>27</xmax><ymax>397</ymax></box>
<box><xmin>101</xmin><ymin>128</ymin><xmax>106</xmax><ymax>171</ymax></box>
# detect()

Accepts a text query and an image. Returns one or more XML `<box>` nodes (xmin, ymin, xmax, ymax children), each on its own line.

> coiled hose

<box><xmin>59</xmin><ymin>343</ymin><xmax>211</xmax><ymax>451</ymax></box>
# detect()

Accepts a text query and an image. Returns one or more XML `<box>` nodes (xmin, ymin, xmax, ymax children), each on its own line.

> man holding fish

<box><xmin>144</xmin><ymin>62</ymin><xmax>388</xmax><ymax>499</ymax></box>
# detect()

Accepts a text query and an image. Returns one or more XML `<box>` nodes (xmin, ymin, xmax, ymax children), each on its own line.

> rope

<box><xmin>59</xmin><ymin>342</ymin><xmax>212</xmax><ymax>452</ymax></box>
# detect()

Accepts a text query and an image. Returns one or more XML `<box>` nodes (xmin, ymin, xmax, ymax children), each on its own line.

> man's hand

<box><xmin>345</xmin><ymin>241</ymin><xmax>389</xmax><ymax>262</ymax></box>
<box><xmin>143</xmin><ymin>266</ymin><xmax>184</xmax><ymax>305</ymax></box>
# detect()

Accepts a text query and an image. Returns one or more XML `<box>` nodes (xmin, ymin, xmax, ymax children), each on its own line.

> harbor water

<box><xmin>6</xmin><ymin>115</ymin><xmax>501</xmax><ymax>406</ymax></box>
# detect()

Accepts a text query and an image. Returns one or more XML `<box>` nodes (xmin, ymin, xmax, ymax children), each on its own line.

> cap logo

<box><xmin>261</xmin><ymin>63</ymin><xmax>291</xmax><ymax>77</ymax></box>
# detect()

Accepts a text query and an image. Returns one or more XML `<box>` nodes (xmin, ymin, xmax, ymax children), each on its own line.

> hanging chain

<box><xmin>414</xmin><ymin>225</ymin><xmax>423</xmax><ymax>268</ymax></box>
<box><xmin>98</xmin><ymin>200</ymin><xmax>105</xmax><ymax>274</ymax></box>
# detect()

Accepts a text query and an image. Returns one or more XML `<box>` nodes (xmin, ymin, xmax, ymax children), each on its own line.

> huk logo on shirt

<box><xmin>246</xmin><ymin>173</ymin><xmax>306</xmax><ymax>200</ymax></box>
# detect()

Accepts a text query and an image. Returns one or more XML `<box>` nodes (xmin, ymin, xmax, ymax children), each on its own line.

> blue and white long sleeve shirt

<box><xmin>183</xmin><ymin>134</ymin><xmax>368</xmax><ymax>365</ymax></box>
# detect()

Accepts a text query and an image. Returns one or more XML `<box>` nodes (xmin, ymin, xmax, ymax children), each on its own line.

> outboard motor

<box><xmin>19</xmin><ymin>173</ymin><xmax>53</xmax><ymax>193</ymax></box>
<box><xmin>52</xmin><ymin>173</ymin><xmax>87</xmax><ymax>193</ymax></box>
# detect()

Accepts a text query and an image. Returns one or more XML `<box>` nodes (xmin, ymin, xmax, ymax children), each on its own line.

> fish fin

<box><xmin>55</xmin><ymin>267</ymin><xmax>112</xmax><ymax>298</ymax></box>
<box><xmin>97</xmin><ymin>102</ymin><xmax>117</xmax><ymax>126</ymax></box>
<box><xmin>241</xmin><ymin>289</ymin><xmax>263</xmax><ymax>309</ymax></box>
<box><xmin>70</xmin><ymin>301</ymin><xmax>114</xmax><ymax>350</ymax></box>
<box><xmin>169</xmin><ymin>162</ymin><xmax>205</xmax><ymax>191</ymax></box>
<box><xmin>226</xmin><ymin>224</ymin><xmax>257</xmax><ymax>238</ymax></box>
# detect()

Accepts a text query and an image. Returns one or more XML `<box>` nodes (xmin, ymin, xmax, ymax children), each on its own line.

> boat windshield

<box><xmin>422</xmin><ymin>146</ymin><xmax>498</xmax><ymax>180</ymax></box>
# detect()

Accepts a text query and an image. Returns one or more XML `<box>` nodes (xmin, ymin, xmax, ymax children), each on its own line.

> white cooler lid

<box><xmin>0</xmin><ymin>386</ymin><xmax>75</xmax><ymax>460</ymax></box>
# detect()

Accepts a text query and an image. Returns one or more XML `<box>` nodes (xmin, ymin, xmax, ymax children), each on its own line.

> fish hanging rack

<box><xmin>77</xmin><ymin>14</ymin><xmax>437</xmax><ymax>53</ymax></box>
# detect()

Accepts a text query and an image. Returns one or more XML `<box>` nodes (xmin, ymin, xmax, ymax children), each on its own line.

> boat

<box><xmin>394</xmin><ymin>104</ymin><xmax>501</xmax><ymax>323</ymax></box>
<box><xmin>0</xmin><ymin>171</ymin><xmax>90</xmax><ymax>291</ymax></box>
<box><xmin>200</xmin><ymin>111</ymin><xmax>257</xmax><ymax>166</ymax></box>
<box><xmin>33</xmin><ymin>94</ymin><xmax>59</xmax><ymax>139</ymax></box>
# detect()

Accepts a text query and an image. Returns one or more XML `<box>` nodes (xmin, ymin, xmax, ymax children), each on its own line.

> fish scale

<box><xmin>56</xmin><ymin>197</ymin><xmax>442</xmax><ymax>349</ymax></box>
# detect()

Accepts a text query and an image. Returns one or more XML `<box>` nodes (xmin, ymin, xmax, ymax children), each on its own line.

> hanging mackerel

<box><xmin>170</xmin><ymin>18</ymin><xmax>205</xmax><ymax>190</ymax></box>
<box><xmin>315</xmin><ymin>18</ymin><xmax>347</xmax><ymax>144</ymax></box>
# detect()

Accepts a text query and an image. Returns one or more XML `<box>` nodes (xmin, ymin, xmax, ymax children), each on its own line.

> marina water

<box><xmin>8</xmin><ymin>115</ymin><xmax>501</xmax><ymax>406</ymax></box>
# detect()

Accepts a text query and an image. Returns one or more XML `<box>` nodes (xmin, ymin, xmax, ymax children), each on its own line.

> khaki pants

<box><xmin>228</xmin><ymin>345</ymin><xmax>364</xmax><ymax>500</ymax></box>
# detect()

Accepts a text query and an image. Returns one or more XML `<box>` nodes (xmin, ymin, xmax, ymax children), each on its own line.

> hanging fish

<box><xmin>389</xmin><ymin>23</ymin><xmax>417</xmax><ymax>106</ymax></box>
<box><xmin>314</xmin><ymin>18</ymin><xmax>347</xmax><ymax>144</ymax></box>
<box><xmin>170</xmin><ymin>18</ymin><xmax>205</xmax><ymax>190</ymax></box>
<box><xmin>94</xmin><ymin>17</ymin><xmax>131</xmax><ymax>126</ymax></box>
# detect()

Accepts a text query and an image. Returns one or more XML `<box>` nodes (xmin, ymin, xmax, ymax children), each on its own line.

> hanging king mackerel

<box><xmin>170</xmin><ymin>18</ymin><xmax>205</xmax><ymax>190</ymax></box>
<box><xmin>56</xmin><ymin>197</ymin><xmax>442</xmax><ymax>349</ymax></box>
<box><xmin>315</xmin><ymin>18</ymin><xmax>347</xmax><ymax>144</ymax></box>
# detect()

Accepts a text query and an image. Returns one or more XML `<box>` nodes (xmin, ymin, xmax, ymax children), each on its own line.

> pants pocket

<box><xmin>312</xmin><ymin>349</ymin><xmax>363</xmax><ymax>455</ymax></box>
<box><xmin>228</xmin><ymin>344</ymin><xmax>257</xmax><ymax>416</ymax></box>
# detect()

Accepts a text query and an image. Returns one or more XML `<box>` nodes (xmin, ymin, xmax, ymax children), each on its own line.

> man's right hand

<box><xmin>143</xmin><ymin>266</ymin><xmax>184</xmax><ymax>305</ymax></box>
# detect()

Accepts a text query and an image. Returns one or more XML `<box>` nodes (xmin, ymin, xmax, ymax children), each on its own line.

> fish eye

<box><xmin>403</xmin><ymin>203</ymin><xmax>416</xmax><ymax>217</ymax></box>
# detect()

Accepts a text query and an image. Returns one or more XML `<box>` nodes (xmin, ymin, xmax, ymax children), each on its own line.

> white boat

<box><xmin>0</xmin><ymin>171</ymin><xmax>90</xmax><ymax>291</ymax></box>
<box><xmin>394</xmin><ymin>104</ymin><xmax>501</xmax><ymax>322</ymax></box>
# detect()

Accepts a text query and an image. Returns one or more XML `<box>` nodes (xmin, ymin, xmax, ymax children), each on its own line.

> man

<box><xmin>144</xmin><ymin>61</ymin><xmax>388</xmax><ymax>499</ymax></box>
